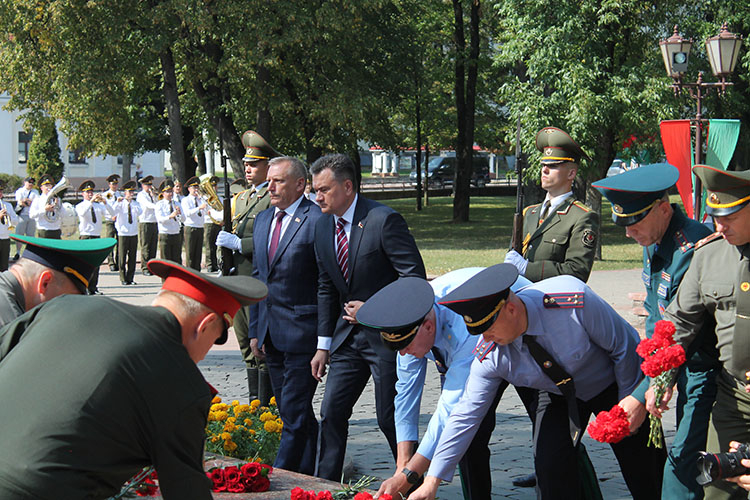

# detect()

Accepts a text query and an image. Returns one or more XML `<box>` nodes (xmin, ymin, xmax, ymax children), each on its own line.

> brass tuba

<box><xmin>199</xmin><ymin>173</ymin><xmax>223</xmax><ymax>224</ymax></box>
<box><xmin>45</xmin><ymin>176</ymin><xmax>72</xmax><ymax>223</ymax></box>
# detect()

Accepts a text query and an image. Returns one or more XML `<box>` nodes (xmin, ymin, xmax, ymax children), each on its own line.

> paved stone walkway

<box><xmin>98</xmin><ymin>266</ymin><xmax>676</xmax><ymax>499</ymax></box>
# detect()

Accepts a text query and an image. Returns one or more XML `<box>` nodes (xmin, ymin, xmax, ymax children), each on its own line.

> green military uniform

<box><xmin>664</xmin><ymin>164</ymin><xmax>750</xmax><ymax>500</ymax></box>
<box><xmin>594</xmin><ymin>164</ymin><xmax>720</xmax><ymax>499</ymax></box>
<box><xmin>521</xmin><ymin>198</ymin><xmax>598</xmax><ymax>282</ymax></box>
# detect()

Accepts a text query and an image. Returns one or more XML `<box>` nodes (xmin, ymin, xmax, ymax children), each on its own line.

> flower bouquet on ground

<box><xmin>290</xmin><ymin>476</ymin><xmax>382</xmax><ymax>500</ymax></box>
<box><xmin>587</xmin><ymin>405</ymin><xmax>630</xmax><ymax>444</ymax></box>
<box><xmin>109</xmin><ymin>467</ymin><xmax>159</xmax><ymax>498</ymax></box>
<box><xmin>206</xmin><ymin>462</ymin><xmax>272</xmax><ymax>493</ymax></box>
<box><xmin>636</xmin><ymin>320</ymin><xmax>686</xmax><ymax>448</ymax></box>
<box><xmin>205</xmin><ymin>396</ymin><xmax>282</xmax><ymax>464</ymax></box>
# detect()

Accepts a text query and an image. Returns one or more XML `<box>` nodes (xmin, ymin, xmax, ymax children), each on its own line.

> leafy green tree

<box><xmin>26</xmin><ymin>116</ymin><xmax>64</xmax><ymax>181</ymax></box>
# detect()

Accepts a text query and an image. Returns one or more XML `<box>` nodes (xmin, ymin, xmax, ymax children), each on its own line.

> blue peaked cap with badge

<box><xmin>591</xmin><ymin>163</ymin><xmax>679</xmax><ymax>227</ymax></box>
<box><xmin>357</xmin><ymin>277</ymin><xmax>435</xmax><ymax>351</ymax></box>
<box><xmin>438</xmin><ymin>263</ymin><xmax>519</xmax><ymax>335</ymax></box>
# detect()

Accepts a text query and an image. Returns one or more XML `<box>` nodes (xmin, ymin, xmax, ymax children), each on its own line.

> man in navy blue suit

<box><xmin>310</xmin><ymin>154</ymin><xmax>426</xmax><ymax>481</ymax></box>
<box><xmin>248</xmin><ymin>156</ymin><xmax>323</xmax><ymax>475</ymax></box>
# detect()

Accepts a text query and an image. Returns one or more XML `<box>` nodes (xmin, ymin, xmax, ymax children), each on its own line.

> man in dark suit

<box><xmin>248</xmin><ymin>156</ymin><xmax>323</xmax><ymax>475</ymax></box>
<box><xmin>310</xmin><ymin>154</ymin><xmax>426</xmax><ymax>481</ymax></box>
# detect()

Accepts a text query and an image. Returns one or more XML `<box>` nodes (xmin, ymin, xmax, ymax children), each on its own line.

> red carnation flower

<box><xmin>291</xmin><ymin>487</ymin><xmax>316</xmax><ymax>500</ymax></box>
<box><xmin>316</xmin><ymin>491</ymin><xmax>334</xmax><ymax>500</ymax></box>
<box><xmin>354</xmin><ymin>493</ymin><xmax>375</xmax><ymax>500</ymax></box>
<box><xmin>241</xmin><ymin>462</ymin><xmax>261</xmax><ymax>479</ymax></box>
<box><xmin>587</xmin><ymin>405</ymin><xmax>630</xmax><ymax>443</ymax></box>
<box><xmin>251</xmin><ymin>476</ymin><xmax>271</xmax><ymax>492</ymax></box>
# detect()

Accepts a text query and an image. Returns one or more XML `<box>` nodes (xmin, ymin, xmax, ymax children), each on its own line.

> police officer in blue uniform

<box><xmin>360</xmin><ymin>269</ymin><xmax>531</xmax><ymax>500</ymax></box>
<box><xmin>407</xmin><ymin>264</ymin><xmax>665</xmax><ymax>500</ymax></box>
<box><xmin>593</xmin><ymin>164</ymin><xmax>720</xmax><ymax>499</ymax></box>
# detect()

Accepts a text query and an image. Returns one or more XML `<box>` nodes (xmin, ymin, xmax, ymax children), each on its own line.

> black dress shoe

<box><xmin>11</xmin><ymin>253</ymin><xmax>19</xmax><ymax>262</ymax></box>
<box><xmin>512</xmin><ymin>473</ymin><xmax>537</xmax><ymax>488</ymax></box>
<box><xmin>121</xmin><ymin>280</ymin><xmax>128</xmax><ymax>285</ymax></box>
<box><xmin>128</xmin><ymin>281</ymin><xmax>137</xmax><ymax>285</ymax></box>
<box><xmin>110</xmin><ymin>265</ymin><xmax>118</xmax><ymax>271</ymax></box>
<box><xmin>142</xmin><ymin>269</ymin><xmax>152</xmax><ymax>276</ymax></box>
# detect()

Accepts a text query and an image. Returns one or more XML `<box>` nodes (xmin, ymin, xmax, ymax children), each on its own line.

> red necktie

<box><xmin>336</xmin><ymin>218</ymin><xmax>349</xmax><ymax>281</ymax></box>
<box><xmin>268</xmin><ymin>211</ymin><xmax>286</xmax><ymax>264</ymax></box>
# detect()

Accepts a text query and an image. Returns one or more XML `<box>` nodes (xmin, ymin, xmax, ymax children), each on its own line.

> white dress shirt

<box><xmin>29</xmin><ymin>192</ymin><xmax>62</xmax><ymax>230</ymax></box>
<box><xmin>136</xmin><ymin>190</ymin><xmax>157</xmax><ymax>223</ymax></box>
<box><xmin>113</xmin><ymin>199</ymin><xmax>141</xmax><ymax>235</ymax></box>
<box><xmin>75</xmin><ymin>200</ymin><xmax>114</xmax><ymax>236</ymax></box>
<box><xmin>181</xmin><ymin>194</ymin><xmax>206</xmax><ymax>228</ymax></box>
<box><xmin>156</xmin><ymin>198</ymin><xmax>184</xmax><ymax>235</ymax></box>
<box><xmin>14</xmin><ymin>187</ymin><xmax>38</xmax><ymax>217</ymax></box>
<box><xmin>0</xmin><ymin>200</ymin><xmax>19</xmax><ymax>239</ymax></box>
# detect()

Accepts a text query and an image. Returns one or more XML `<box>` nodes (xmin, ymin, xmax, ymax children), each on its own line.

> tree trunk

<box><xmin>183</xmin><ymin>125</ymin><xmax>198</xmax><ymax>180</ymax></box>
<box><xmin>121</xmin><ymin>153</ymin><xmax>133</xmax><ymax>181</ymax></box>
<box><xmin>451</xmin><ymin>0</ymin><xmax>480</xmax><ymax>223</ymax></box>
<box><xmin>160</xmin><ymin>48</ymin><xmax>187</xmax><ymax>184</ymax></box>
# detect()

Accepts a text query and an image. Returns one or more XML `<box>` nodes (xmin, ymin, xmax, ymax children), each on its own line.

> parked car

<box><xmin>409</xmin><ymin>156</ymin><xmax>490</xmax><ymax>188</ymax></box>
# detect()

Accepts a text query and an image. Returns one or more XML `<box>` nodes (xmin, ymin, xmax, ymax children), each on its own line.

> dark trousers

<box><xmin>264</xmin><ymin>336</ymin><xmax>319</xmax><ymax>475</ymax></box>
<box><xmin>118</xmin><ymin>235</ymin><xmax>138</xmax><ymax>283</ymax></box>
<box><xmin>159</xmin><ymin>233</ymin><xmax>182</xmax><ymax>265</ymax></box>
<box><xmin>79</xmin><ymin>235</ymin><xmax>100</xmax><ymax>292</ymax></box>
<box><xmin>184</xmin><ymin>226</ymin><xmax>204</xmax><ymax>271</ymax></box>
<box><xmin>138</xmin><ymin>222</ymin><xmax>157</xmax><ymax>269</ymax></box>
<box><xmin>0</xmin><ymin>239</ymin><xmax>10</xmax><ymax>271</ymax></box>
<box><xmin>204</xmin><ymin>223</ymin><xmax>220</xmax><ymax>271</ymax></box>
<box><xmin>534</xmin><ymin>383</ymin><xmax>665</xmax><ymax>500</ymax></box>
<box><xmin>318</xmin><ymin>328</ymin><xmax>398</xmax><ymax>480</ymax></box>
<box><xmin>102</xmin><ymin>220</ymin><xmax>118</xmax><ymax>267</ymax></box>
<box><xmin>36</xmin><ymin>228</ymin><xmax>61</xmax><ymax>239</ymax></box>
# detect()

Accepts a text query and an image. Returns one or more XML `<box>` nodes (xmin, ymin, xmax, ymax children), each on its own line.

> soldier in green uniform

<box><xmin>0</xmin><ymin>259</ymin><xmax>267</xmax><ymax>499</ymax></box>
<box><xmin>593</xmin><ymin>163</ymin><xmax>720</xmax><ymax>499</ymax></box>
<box><xmin>0</xmin><ymin>234</ymin><xmax>115</xmax><ymax>327</ymax></box>
<box><xmin>505</xmin><ymin>127</ymin><xmax>599</xmax><ymax>283</ymax></box>
<box><xmin>504</xmin><ymin>127</ymin><xmax>599</xmax><ymax>488</ymax></box>
<box><xmin>215</xmin><ymin>130</ymin><xmax>280</xmax><ymax>403</ymax></box>
<box><xmin>654</xmin><ymin>165</ymin><xmax>750</xmax><ymax>500</ymax></box>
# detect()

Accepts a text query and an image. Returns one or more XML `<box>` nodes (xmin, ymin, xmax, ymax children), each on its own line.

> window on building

<box><xmin>18</xmin><ymin>131</ymin><xmax>32</xmax><ymax>163</ymax></box>
<box><xmin>68</xmin><ymin>149</ymin><xmax>87</xmax><ymax>164</ymax></box>
<box><xmin>117</xmin><ymin>155</ymin><xmax>123</xmax><ymax>165</ymax></box>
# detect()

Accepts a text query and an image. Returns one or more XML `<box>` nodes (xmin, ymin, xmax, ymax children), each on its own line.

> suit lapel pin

<box><xmin>357</xmin><ymin>221</ymin><xmax>364</xmax><ymax>229</ymax></box>
<box><xmin>295</xmin><ymin>217</ymin><xmax>301</xmax><ymax>223</ymax></box>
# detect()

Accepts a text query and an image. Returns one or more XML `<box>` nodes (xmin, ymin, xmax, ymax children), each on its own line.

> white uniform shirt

<box><xmin>181</xmin><ymin>194</ymin><xmax>205</xmax><ymax>229</ymax></box>
<box><xmin>0</xmin><ymin>200</ymin><xmax>19</xmax><ymax>239</ymax></box>
<box><xmin>29</xmin><ymin>192</ymin><xmax>62</xmax><ymax>230</ymax></box>
<box><xmin>113</xmin><ymin>199</ymin><xmax>141</xmax><ymax>236</ymax></box>
<box><xmin>155</xmin><ymin>198</ymin><xmax>184</xmax><ymax>235</ymax></box>
<box><xmin>14</xmin><ymin>187</ymin><xmax>38</xmax><ymax>217</ymax></box>
<box><xmin>103</xmin><ymin>190</ymin><xmax>122</xmax><ymax>221</ymax></box>
<box><xmin>75</xmin><ymin>199</ymin><xmax>113</xmax><ymax>236</ymax></box>
<box><xmin>136</xmin><ymin>190</ymin><xmax>157</xmax><ymax>223</ymax></box>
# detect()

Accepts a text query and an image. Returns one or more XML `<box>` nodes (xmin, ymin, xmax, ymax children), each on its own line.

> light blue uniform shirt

<box><xmin>427</xmin><ymin>275</ymin><xmax>642</xmax><ymax>481</ymax></box>
<box><xmin>394</xmin><ymin>268</ymin><xmax>532</xmax><ymax>461</ymax></box>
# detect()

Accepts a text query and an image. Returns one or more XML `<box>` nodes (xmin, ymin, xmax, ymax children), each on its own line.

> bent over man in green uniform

<box><xmin>593</xmin><ymin>163</ymin><xmax>719</xmax><ymax>499</ymax></box>
<box><xmin>0</xmin><ymin>260</ymin><xmax>267</xmax><ymax>499</ymax></box>
<box><xmin>215</xmin><ymin>130</ymin><xmax>280</xmax><ymax>404</ymax></box>
<box><xmin>657</xmin><ymin>165</ymin><xmax>750</xmax><ymax>500</ymax></box>
<box><xmin>505</xmin><ymin>127</ymin><xmax>598</xmax><ymax>283</ymax></box>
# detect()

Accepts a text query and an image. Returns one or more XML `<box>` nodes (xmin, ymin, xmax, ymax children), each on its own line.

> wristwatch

<box><xmin>402</xmin><ymin>467</ymin><xmax>421</xmax><ymax>485</ymax></box>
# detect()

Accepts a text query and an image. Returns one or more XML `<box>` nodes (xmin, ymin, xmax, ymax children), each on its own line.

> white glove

<box><xmin>216</xmin><ymin>230</ymin><xmax>242</xmax><ymax>252</ymax></box>
<box><xmin>504</xmin><ymin>249</ymin><xmax>528</xmax><ymax>276</ymax></box>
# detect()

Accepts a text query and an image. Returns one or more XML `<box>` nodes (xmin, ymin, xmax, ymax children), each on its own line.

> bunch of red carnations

<box><xmin>290</xmin><ymin>487</ymin><xmax>389</xmax><ymax>500</ymax></box>
<box><xmin>587</xmin><ymin>404</ymin><xmax>630</xmax><ymax>443</ymax></box>
<box><xmin>206</xmin><ymin>462</ymin><xmax>272</xmax><ymax>493</ymax></box>
<box><xmin>636</xmin><ymin>319</ymin><xmax>686</xmax><ymax>448</ymax></box>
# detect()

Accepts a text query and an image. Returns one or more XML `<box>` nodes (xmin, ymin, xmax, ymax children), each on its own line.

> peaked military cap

<box><xmin>23</xmin><ymin>177</ymin><xmax>35</xmax><ymax>184</ymax></box>
<box><xmin>140</xmin><ymin>175</ymin><xmax>154</xmax><ymax>185</ymax></box>
<box><xmin>147</xmin><ymin>259</ymin><xmax>268</xmax><ymax>345</ymax></box>
<box><xmin>210</xmin><ymin>175</ymin><xmax>220</xmax><ymax>185</ymax></box>
<box><xmin>122</xmin><ymin>180</ymin><xmax>137</xmax><ymax>191</ymax></box>
<box><xmin>39</xmin><ymin>175</ymin><xmax>54</xmax><ymax>186</ymax></box>
<box><xmin>159</xmin><ymin>179</ymin><xmax>174</xmax><ymax>193</ymax></box>
<box><xmin>693</xmin><ymin>164</ymin><xmax>750</xmax><ymax>217</ymax></box>
<box><xmin>535</xmin><ymin>127</ymin><xmax>591</xmax><ymax>165</ymax></box>
<box><xmin>358</xmin><ymin>277</ymin><xmax>435</xmax><ymax>351</ymax></box>
<box><xmin>592</xmin><ymin>163</ymin><xmax>679</xmax><ymax>227</ymax></box>
<box><xmin>241</xmin><ymin>130</ymin><xmax>281</xmax><ymax>163</ymax></box>
<box><xmin>106</xmin><ymin>174</ymin><xmax>121</xmax><ymax>183</ymax></box>
<box><xmin>79</xmin><ymin>179</ymin><xmax>95</xmax><ymax>192</ymax></box>
<box><xmin>11</xmin><ymin>234</ymin><xmax>117</xmax><ymax>295</ymax></box>
<box><xmin>438</xmin><ymin>263</ymin><xmax>518</xmax><ymax>335</ymax></box>
<box><xmin>185</xmin><ymin>176</ymin><xmax>200</xmax><ymax>188</ymax></box>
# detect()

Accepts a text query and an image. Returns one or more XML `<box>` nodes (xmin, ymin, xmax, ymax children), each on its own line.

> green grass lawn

<box><xmin>382</xmin><ymin>196</ymin><xmax>644</xmax><ymax>275</ymax></box>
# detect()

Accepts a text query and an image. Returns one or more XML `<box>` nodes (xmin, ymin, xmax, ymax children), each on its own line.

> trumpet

<box><xmin>93</xmin><ymin>193</ymin><xmax>105</xmax><ymax>204</ymax></box>
<box><xmin>199</xmin><ymin>173</ymin><xmax>223</xmax><ymax>225</ymax></box>
<box><xmin>106</xmin><ymin>192</ymin><xmax>113</xmax><ymax>200</ymax></box>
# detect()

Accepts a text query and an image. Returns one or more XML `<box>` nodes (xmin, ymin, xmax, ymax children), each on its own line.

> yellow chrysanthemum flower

<box><xmin>259</xmin><ymin>411</ymin><xmax>274</xmax><ymax>422</ymax></box>
<box><xmin>224</xmin><ymin>440</ymin><xmax>238</xmax><ymax>452</ymax></box>
<box><xmin>221</xmin><ymin>432</ymin><xmax>232</xmax><ymax>441</ymax></box>
<box><xmin>250</xmin><ymin>399</ymin><xmax>261</xmax><ymax>409</ymax></box>
<box><xmin>264</xmin><ymin>420</ymin><xmax>278</xmax><ymax>433</ymax></box>
<box><xmin>211</xmin><ymin>435</ymin><xmax>220</xmax><ymax>443</ymax></box>
<box><xmin>248</xmin><ymin>429</ymin><xmax>256</xmax><ymax>435</ymax></box>
<box><xmin>211</xmin><ymin>403</ymin><xmax>229</xmax><ymax>412</ymax></box>
<box><xmin>231</xmin><ymin>400</ymin><xmax>239</xmax><ymax>406</ymax></box>
<box><xmin>211</xmin><ymin>396</ymin><xmax>222</xmax><ymax>404</ymax></box>
<box><xmin>244</xmin><ymin>418</ymin><xmax>253</xmax><ymax>426</ymax></box>
<box><xmin>236</xmin><ymin>404</ymin><xmax>251</xmax><ymax>414</ymax></box>
<box><xmin>269</xmin><ymin>396</ymin><xmax>277</xmax><ymax>406</ymax></box>
<box><xmin>224</xmin><ymin>422</ymin><xmax>236</xmax><ymax>432</ymax></box>
<box><xmin>214</xmin><ymin>411</ymin><xmax>229</xmax><ymax>421</ymax></box>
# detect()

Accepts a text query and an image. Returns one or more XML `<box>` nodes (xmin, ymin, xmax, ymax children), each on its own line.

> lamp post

<box><xmin>659</xmin><ymin>23</ymin><xmax>743</xmax><ymax>219</ymax></box>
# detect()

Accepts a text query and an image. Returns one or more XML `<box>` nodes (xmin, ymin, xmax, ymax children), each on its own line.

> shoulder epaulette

<box><xmin>523</xmin><ymin>204</ymin><xmax>540</xmax><ymax>216</ymax></box>
<box><xmin>695</xmin><ymin>232</ymin><xmax>723</xmax><ymax>250</ymax></box>
<box><xmin>572</xmin><ymin>200</ymin><xmax>592</xmax><ymax>212</ymax></box>
<box><xmin>673</xmin><ymin>229</ymin><xmax>695</xmax><ymax>253</ymax></box>
<box><xmin>543</xmin><ymin>292</ymin><xmax>585</xmax><ymax>309</ymax></box>
<box><xmin>472</xmin><ymin>340</ymin><xmax>496</xmax><ymax>362</ymax></box>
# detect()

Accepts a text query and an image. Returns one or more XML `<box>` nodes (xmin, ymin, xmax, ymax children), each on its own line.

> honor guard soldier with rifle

<box><xmin>593</xmin><ymin>163</ymin><xmax>719</xmax><ymax>499</ymax></box>
<box><xmin>0</xmin><ymin>260</ymin><xmax>267</xmax><ymax>500</ymax></box>
<box><xmin>407</xmin><ymin>264</ymin><xmax>665</xmax><ymax>500</ymax></box>
<box><xmin>656</xmin><ymin>165</ymin><xmax>750</xmax><ymax>500</ymax></box>
<box><xmin>215</xmin><ymin>130</ymin><xmax>280</xmax><ymax>404</ymax></box>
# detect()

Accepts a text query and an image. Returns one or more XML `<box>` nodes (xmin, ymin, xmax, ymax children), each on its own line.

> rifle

<box><xmin>219</xmin><ymin>125</ymin><xmax>234</xmax><ymax>276</ymax></box>
<box><xmin>511</xmin><ymin>117</ymin><xmax>525</xmax><ymax>253</ymax></box>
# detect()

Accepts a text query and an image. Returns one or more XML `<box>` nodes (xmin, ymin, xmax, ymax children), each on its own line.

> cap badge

<box><xmin>544</xmin><ymin>147</ymin><xmax>554</xmax><ymax>156</ymax></box>
<box><xmin>544</xmin><ymin>129</ymin><xmax>554</xmax><ymax>134</ymax></box>
<box><xmin>709</xmin><ymin>193</ymin><xmax>720</xmax><ymax>204</ymax></box>
<box><xmin>463</xmin><ymin>315</ymin><xmax>473</xmax><ymax>323</ymax></box>
<box><xmin>613</xmin><ymin>204</ymin><xmax>623</xmax><ymax>214</ymax></box>
<box><xmin>543</xmin><ymin>361</ymin><xmax>552</xmax><ymax>368</ymax></box>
